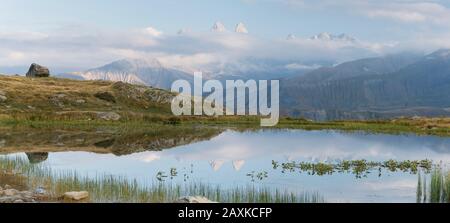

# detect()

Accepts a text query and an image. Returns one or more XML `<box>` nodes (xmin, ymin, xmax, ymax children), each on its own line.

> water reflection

<box><xmin>0</xmin><ymin>127</ymin><xmax>223</xmax><ymax>155</ymax></box>
<box><xmin>2</xmin><ymin>129</ymin><xmax>450</xmax><ymax>202</ymax></box>
<box><xmin>25</xmin><ymin>152</ymin><xmax>49</xmax><ymax>164</ymax></box>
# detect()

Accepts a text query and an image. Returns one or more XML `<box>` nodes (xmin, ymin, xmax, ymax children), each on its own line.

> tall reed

<box><xmin>0</xmin><ymin>156</ymin><xmax>324</xmax><ymax>203</ymax></box>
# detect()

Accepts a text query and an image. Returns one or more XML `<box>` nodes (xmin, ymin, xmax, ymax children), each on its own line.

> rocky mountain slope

<box><xmin>66</xmin><ymin>59</ymin><xmax>194</xmax><ymax>89</ymax></box>
<box><xmin>281</xmin><ymin>49</ymin><xmax>450</xmax><ymax>120</ymax></box>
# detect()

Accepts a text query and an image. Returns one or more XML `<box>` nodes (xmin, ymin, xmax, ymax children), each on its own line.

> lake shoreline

<box><xmin>1</xmin><ymin>116</ymin><xmax>450</xmax><ymax>137</ymax></box>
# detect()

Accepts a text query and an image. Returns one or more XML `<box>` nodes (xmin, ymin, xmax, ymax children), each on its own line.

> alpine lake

<box><xmin>1</xmin><ymin>125</ymin><xmax>449</xmax><ymax>203</ymax></box>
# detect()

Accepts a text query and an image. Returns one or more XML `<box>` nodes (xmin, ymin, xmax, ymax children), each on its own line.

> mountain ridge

<box><xmin>280</xmin><ymin>49</ymin><xmax>450</xmax><ymax>120</ymax></box>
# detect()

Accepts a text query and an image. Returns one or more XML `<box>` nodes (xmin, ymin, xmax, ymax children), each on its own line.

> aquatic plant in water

<box><xmin>273</xmin><ymin>159</ymin><xmax>433</xmax><ymax>179</ymax></box>
<box><xmin>247</xmin><ymin>171</ymin><xmax>269</xmax><ymax>182</ymax></box>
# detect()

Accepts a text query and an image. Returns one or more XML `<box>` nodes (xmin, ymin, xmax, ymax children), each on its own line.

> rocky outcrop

<box><xmin>26</xmin><ymin>63</ymin><xmax>50</xmax><ymax>78</ymax></box>
<box><xmin>112</xmin><ymin>81</ymin><xmax>175</xmax><ymax>104</ymax></box>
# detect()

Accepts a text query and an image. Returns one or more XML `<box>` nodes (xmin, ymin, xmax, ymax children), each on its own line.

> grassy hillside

<box><xmin>1</xmin><ymin>74</ymin><xmax>450</xmax><ymax>137</ymax></box>
<box><xmin>0</xmin><ymin>75</ymin><xmax>176</xmax><ymax>122</ymax></box>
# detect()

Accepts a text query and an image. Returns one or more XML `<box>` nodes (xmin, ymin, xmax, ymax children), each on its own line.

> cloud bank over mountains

<box><xmin>0</xmin><ymin>21</ymin><xmax>432</xmax><ymax>73</ymax></box>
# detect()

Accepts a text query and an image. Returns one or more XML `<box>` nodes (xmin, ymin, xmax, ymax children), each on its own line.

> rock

<box><xmin>26</xmin><ymin>152</ymin><xmax>49</xmax><ymax>164</ymax></box>
<box><xmin>13</xmin><ymin>199</ymin><xmax>24</xmax><ymax>203</ymax></box>
<box><xmin>4</xmin><ymin>184</ymin><xmax>12</xmax><ymax>189</ymax></box>
<box><xmin>75</xmin><ymin>99</ymin><xmax>86</xmax><ymax>104</ymax></box>
<box><xmin>64</xmin><ymin>191</ymin><xmax>89</xmax><ymax>201</ymax></box>
<box><xmin>175</xmin><ymin>196</ymin><xmax>217</xmax><ymax>203</ymax></box>
<box><xmin>0</xmin><ymin>95</ymin><xmax>6</xmax><ymax>102</ymax></box>
<box><xmin>97</xmin><ymin>112</ymin><xmax>121</xmax><ymax>121</ymax></box>
<box><xmin>94</xmin><ymin>92</ymin><xmax>116</xmax><ymax>103</ymax></box>
<box><xmin>3</xmin><ymin>189</ymin><xmax>19</xmax><ymax>196</ymax></box>
<box><xmin>55</xmin><ymin>93</ymin><xmax>66</xmax><ymax>98</ymax></box>
<box><xmin>26</xmin><ymin>63</ymin><xmax>50</xmax><ymax>78</ymax></box>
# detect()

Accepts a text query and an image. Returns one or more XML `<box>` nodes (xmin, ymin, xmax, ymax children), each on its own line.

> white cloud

<box><xmin>0</xmin><ymin>24</ymin><xmax>384</xmax><ymax>71</ymax></box>
<box><xmin>143</xmin><ymin>26</ymin><xmax>163</xmax><ymax>37</ymax></box>
<box><xmin>0</xmin><ymin>18</ymin><xmax>447</xmax><ymax>73</ymax></box>
<box><xmin>364</xmin><ymin>2</ymin><xmax>450</xmax><ymax>25</ymax></box>
<box><xmin>367</xmin><ymin>10</ymin><xmax>426</xmax><ymax>22</ymax></box>
<box><xmin>275</xmin><ymin>0</ymin><xmax>450</xmax><ymax>25</ymax></box>
<box><xmin>7</xmin><ymin>51</ymin><xmax>26</xmax><ymax>60</ymax></box>
<box><xmin>285</xmin><ymin>63</ymin><xmax>321</xmax><ymax>70</ymax></box>
<box><xmin>129</xmin><ymin>152</ymin><xmax>161</xmax><ymax>163</ymax></box>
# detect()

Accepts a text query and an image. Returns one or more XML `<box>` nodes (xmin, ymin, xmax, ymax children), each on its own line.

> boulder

<box><xmin>26</xmin><ymin>63</ymin><xmax>50</xmax><ymax>78</ymax></box>
<box><xmin>94</xmin><ymin>92</ymin><xmax>116</xmax><ymax>103</ymax></box>
<box><xmin>3</xmin><ymin>189</ymin><xmax>19</xmax><ymax>196</ymax></box>
<box><xmin>63</xmin><ymin>191</ymin><xmax>89</xmax><ymax>201</ymax></box>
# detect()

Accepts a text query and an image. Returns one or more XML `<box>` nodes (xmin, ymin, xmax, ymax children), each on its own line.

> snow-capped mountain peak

<box><xmin>235</xmin><ymin>22</ymin><xmax>248</xmax><ymax>34</ymax></box>
<box><xmin>311</xmin><ymin>32</ymin><xmax>332</xmax><ymax>40</ymax></box>
<box><xmin>211</xmin><ymin>21</ymin><xmax>227</xmax><ymax>32</ymax></box>
<box><xmin>336</xmin><ymin>33</ymin><xmax>357</xmax><ymax>42</ymax></box>
<box><xmin>73</xmin><ymin>58</ymin><xmax>193</xmax><ymax>89</ymax></box>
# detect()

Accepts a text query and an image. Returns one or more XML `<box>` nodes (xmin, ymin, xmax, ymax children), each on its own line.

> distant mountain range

<box><xmin>63</xmin><ymin>57</ymin><xmax>318</xmax><ymax>89</ymax></box>
<box><xmin>280</xmin><ymin>49</ymin><xmax>450</xmax><ymax>120</ymax></box>
<box><xmin>62</xmin><ymin>59</ymin><xmax>194</xmax><ymax>89</ymax></box>
<box><xmin>52</xmin><ymin>48</ymin><xmax>450</xmax><ymax>120</ymax></box>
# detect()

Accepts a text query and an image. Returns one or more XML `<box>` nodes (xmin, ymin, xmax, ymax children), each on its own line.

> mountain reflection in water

<box><xmin>2</xmin><ymin>128</ymin><xmax>450</xmax><ymax>202</ymax></box>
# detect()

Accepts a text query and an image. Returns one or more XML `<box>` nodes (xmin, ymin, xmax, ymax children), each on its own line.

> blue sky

<box><xmin>3</xmin><ymin>0</ymin><xmax>448</xmax><ymax>40</ymax></box>
<box><xmin>1</xmin><ymin>0</ymin><xmax>450</xmax><ymax>71</ymax></box>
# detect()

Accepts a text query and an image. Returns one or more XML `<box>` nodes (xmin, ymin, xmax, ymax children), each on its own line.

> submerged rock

<box><xmin>26</xmin><ymin>63</ymin><xmax>50</xmax><ymax>78</ymax></box>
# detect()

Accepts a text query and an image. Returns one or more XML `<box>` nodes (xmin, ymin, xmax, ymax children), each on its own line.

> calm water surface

<box><xmin>4</xmin><ymin>129</ymin><xmax>450</xmax><ymax>203</ymax></box>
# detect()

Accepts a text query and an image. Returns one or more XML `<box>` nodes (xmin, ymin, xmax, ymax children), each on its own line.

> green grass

<box><xmin>2</xmin><ymin>74</ymin><xmax>450</xmax><ymax>137</ymax></box>
<box><xmin>417</xmin><ymin>168</ymin><xmax>450</xmax><ymax>203</ymax></box>
<box><xmin>2</xmin><ymin>116</ymin><xmax>450</xmax><ymax>138</ymax></box>
<box><xmin>0</xmin><ymin>156</ymin><xmax>324</xmax><ymax>203</ymax></box>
